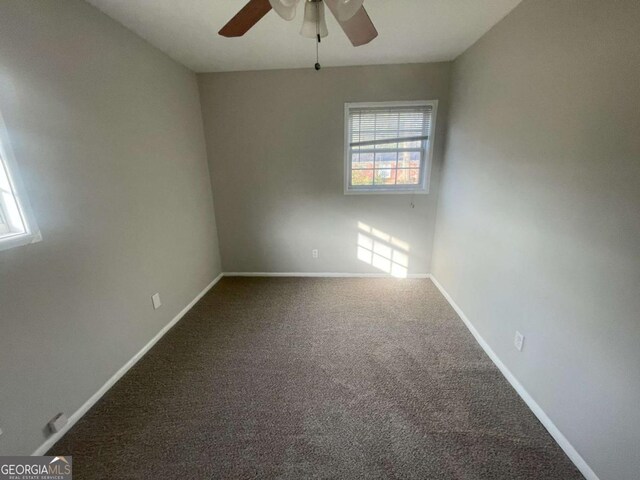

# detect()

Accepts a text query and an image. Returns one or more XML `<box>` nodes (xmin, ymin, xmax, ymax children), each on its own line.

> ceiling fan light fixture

<box><xmin>335</xmin><ymin>0</ymin><xmax>364</xmax><ymax>21</ymax></box>
<box><xmin>300</xmin><ymin>0</ymin><xmax>328</xmax><ymax>39</ymax></box>
<box><xmin>269</xmin><ymin>0</ymin><xmax>299</xmax><ymax>21</ymax></box>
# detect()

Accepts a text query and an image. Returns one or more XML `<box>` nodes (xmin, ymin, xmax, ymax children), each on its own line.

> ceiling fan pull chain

<box><xmin>315</xmin><ymin>2</ymin><xmax>321</xmax><ymax>70</ymax></box>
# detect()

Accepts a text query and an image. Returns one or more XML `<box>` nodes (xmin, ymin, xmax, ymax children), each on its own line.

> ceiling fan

<box><xmin>219</xmin><ymin>0</ymin><xmax>378</xmax><ymax>66</ymax></box>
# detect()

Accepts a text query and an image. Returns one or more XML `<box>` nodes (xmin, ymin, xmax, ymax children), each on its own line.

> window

<box><xmin>344</xmin><ymin>100</ymin><xmax>437</xmax><ymax>194</ymax></box>
<box><xmin>0</xmin><ymin>113</ymin><xmax>41</xmax><ymax>252</ymax></box>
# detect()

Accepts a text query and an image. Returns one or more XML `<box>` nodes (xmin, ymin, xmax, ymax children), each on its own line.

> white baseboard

<box><xmin>224</xmin><ymin>272</ymin><xmax>430</xmax><ymax>278</ymax></box>
<box><xmin>32</xmin><ymin>273</ymin><xmax>224</xmax><ymax>456</ymax></box>
<box><xmin>428</xmin><ymin>275</ymin><xmax>599</xmax><ymax>480</ymax></box>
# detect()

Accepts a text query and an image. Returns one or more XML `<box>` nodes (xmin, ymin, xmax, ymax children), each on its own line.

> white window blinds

<box><xmin>349</xmin><ymin>104</ymin><xmax>433</xmax><ymax>150</ymax></box>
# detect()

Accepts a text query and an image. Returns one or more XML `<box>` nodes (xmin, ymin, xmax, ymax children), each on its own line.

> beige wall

<box><xmin>198</xmin><ymin>63</ymin><xmax>450</xmax><ymax>275</ymax></box>
<box><xmin>0</xmin><ymin>1</ymin><xmax>221</xmax><ymax>455</ymax></box>
<box><xmin>432</xmin><ymin>1</ymin><xmax>640</xmax><ymax>479</ymax></box>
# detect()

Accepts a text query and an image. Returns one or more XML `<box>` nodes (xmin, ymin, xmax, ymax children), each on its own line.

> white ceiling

<box><xmin>86</xmin><ymin>0</ymin><xmax>522</xmax><ymax>72</ymax></box>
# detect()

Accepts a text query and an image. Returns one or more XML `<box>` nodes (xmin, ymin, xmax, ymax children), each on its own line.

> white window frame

<box><xmin>0</xmin><ymin>112</ymin><xmax>41</xmax><ymax>252</ymax></box>
<box><xmin>344</xmin><ymin>100</ymin><xmax>438</xmax><ymax>195</ymax></box>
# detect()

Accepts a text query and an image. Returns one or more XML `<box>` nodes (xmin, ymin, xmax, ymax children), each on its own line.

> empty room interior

<box><xmin>1</xmin><ymin>0</ymin><xmax>639</xmax><ymax>479</ymax></box>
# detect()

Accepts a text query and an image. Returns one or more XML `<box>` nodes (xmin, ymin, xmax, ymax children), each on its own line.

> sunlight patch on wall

<box><xmin>357</xmin><ymin>222</ymin><xmax>410</xmax><ymax>278</ymax></box>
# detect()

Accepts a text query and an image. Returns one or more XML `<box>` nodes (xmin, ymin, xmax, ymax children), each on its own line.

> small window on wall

<box><xmin>0</xmin><ymin>112</ymin><xmax>41</xmax><ymax>252</ymax></box>
<box><xmin>344</xmin><ymin>100</ymin><xmax>437</xmax><ymax>194</ymax></box>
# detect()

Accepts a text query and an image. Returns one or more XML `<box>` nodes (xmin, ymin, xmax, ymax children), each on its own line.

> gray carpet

<box><xmin>49</xmin><ymin>277</ymin><xmax>583</xmax><ymax>479</ymax></box>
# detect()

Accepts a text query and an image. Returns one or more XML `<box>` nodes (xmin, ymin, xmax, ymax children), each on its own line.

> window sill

<box><xmin>0</xmin><ymin>230</ymin><xmax>43</xmax><ymax>252</ymax></box>
<box><xmin>344</xmin><ymin>188</ymin><xmax>430</xmax><ymax>195</ymax></box>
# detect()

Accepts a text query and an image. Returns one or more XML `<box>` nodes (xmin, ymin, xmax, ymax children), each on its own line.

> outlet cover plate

<box><xmin>152</xmin><ymin>293</ymin><xmax>162</xmax><ymax>310</ymax></box>
<box><xmin>514</xmin><ymin>331</ymin><xmax>525</xmax><ymax>351</ymax></box>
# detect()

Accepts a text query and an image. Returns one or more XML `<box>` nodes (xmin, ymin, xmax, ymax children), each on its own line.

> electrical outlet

<box><xmin>514</xmin><ymin>331</ymin><xmax>525</xmax><ymax>351</ymax></box>
<box><xmin>312</xmin><ymin>249</ymin><xmax>319</xmax><ymax>259</ymax></box>
<box><xmin>151</xmin><ymin>293</ymin><xmax>162</xmax><ymax>310</ymax></box>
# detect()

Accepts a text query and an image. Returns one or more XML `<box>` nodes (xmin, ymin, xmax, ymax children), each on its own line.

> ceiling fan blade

<box><xmin>325</xmin><ymin>0</ymin><xmax>378</xmax><ymax>47</ymax></box>
<box><xmin>219</xmin><ymin>0</ymin><xmax>272</xmax><ymax>37</ymax></box>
